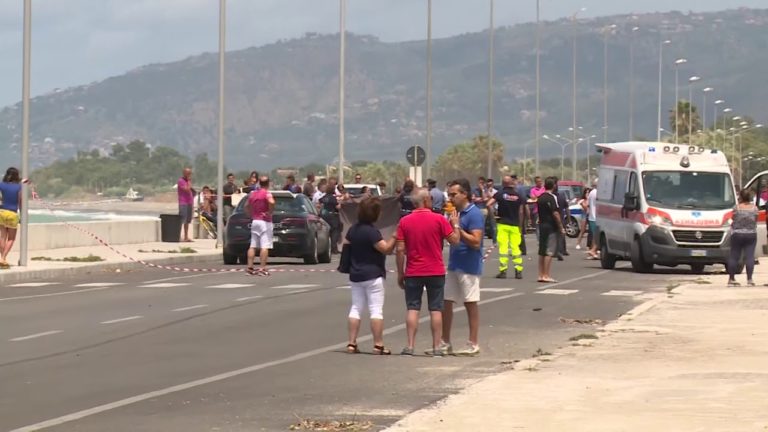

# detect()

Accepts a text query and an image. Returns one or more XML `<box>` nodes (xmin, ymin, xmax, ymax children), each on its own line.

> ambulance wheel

<box><xmin>690</xmin><ymin>263</ymin><xmax>706</xmax><ymax>274</ymax></box>
<box><xmin>599</xmin><ymin>237</ymin><xmax>617</xmax><ymax>270</ymax></box>
<box><xmin>630</xmin><ymin>239</ymin><xmax>654</xmax><ymax>273</ymax></box>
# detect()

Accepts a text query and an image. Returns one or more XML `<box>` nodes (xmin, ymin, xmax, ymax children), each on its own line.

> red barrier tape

<box><xmin>33</xmin><ymin>197</ymin><xmax>497</xmax><ymax>274</ymax></box>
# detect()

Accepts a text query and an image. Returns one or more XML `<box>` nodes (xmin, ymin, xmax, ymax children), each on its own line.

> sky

<box><xmin>0</xmin><ymin>0</ymin><xmax>765</xmax><ymax>107</ymax></box>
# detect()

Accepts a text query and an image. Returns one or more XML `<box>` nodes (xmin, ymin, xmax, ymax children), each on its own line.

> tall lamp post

<box><xmin>701</xmin><ymin>87</ymin><xmax>713</xmax><ymax>132</ymax></box>
<box><xmin>687</xmin><ymin>76</ymin><xmax>701</xmax><ymax>145</ymax></box>
<box><xmin>602</xmin><ymin>24</ymin><xmax>617</xmax><ymax>144</ymax></box>
<box><xmin>337</xmin><ymin>0</ymin><xmax>347</xmax><ymax>183</ymax></box>
<box><xmin>487</xmin><ymin>0</ymin><xmax>495</xmax><ymax>179</ymax></box>
<box><xmin>425</xmin><ymin>0</ymin><xmax>432</xmax><ymax>180</ymax></box>
<box><xmin>19</xmin><ymin>0</ymin><xmax>32</xmax><ymax>266</ymax></box>
<box><xmin>535</xmin><ymin>0</ymin><xmax>541</xmax><ymax>173</ymax></box>
<box><xmin>673</xmin><ymin>58</ymin><xmax>687</xmax><ymax>144</ymax></box>
<box><xmin>571</xmin><ymin>127</ymin><xmax>596</xmax><ymax>181</ymax></box>
<box><xmin>656</xmin><ymin>39</ymin><xmax>671</xmax><ymax>142</ymax></box>
<box><xmin>628</xmin><ymin>26</ymin><xmax>640</xmax><ymax>140</ymax></box>
<box><xmin>542</xmin><ymin>134</ymin><xmax>572</xmax><ymax>181</ymax></box>
<box><xmin>215</xmin><ymin>0</ymin><xmax>226</xmax><ymax>246</ymax></box>
<box><xmin>571</xmin><ymin>7</ymin><xmax>586</xmax><ymax>180</ymax></box>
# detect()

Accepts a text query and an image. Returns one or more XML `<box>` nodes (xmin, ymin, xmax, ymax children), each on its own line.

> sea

<box><xmin>28</xmin><ymin>210</ymin><xmax>159</xmax><ymax>224</ymax></box>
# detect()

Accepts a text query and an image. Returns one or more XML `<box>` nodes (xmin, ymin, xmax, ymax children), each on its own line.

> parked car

<box><xmin>343</xmin><ymin>183</ymin><xmax>382</xmax><ymax>197</ymax></box>
<box><xmin>223</xmin><ymin>191</ymin><xmax>332</xmax><ymax>265</ymax></box>
<box><xmin>564</xmin><ymin>203</ymin><xmax>584</xmax><ymax>238</ymax></box>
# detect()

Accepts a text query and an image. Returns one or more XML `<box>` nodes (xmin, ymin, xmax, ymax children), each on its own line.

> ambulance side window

<box><xmin>753</xmin><ymin>174</ymin><xmax>768</xmax><ymax>209</ymax></box>
<box><xmin>628</xmin><ymin>172</ymin><xmax>639</xmax><ymax>197</ymax></box>
<box><xmin>610</xmin><ymin>171</ymin><xmax>629</xmax><ymax>204</ymax></box>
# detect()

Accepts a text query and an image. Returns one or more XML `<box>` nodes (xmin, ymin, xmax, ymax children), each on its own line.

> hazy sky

<box><xmin>0</xmin><ymin>0</ymin><xmax>764</xmax><ymax>106</ymax></box>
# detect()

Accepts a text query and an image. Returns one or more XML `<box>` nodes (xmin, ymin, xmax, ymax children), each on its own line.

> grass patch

<box><xmin>138</xmin><ymin>247</ymin><xmax>197</xmax><ymax>254</ymax></box>
<box><xmin>666</xmin><ymin>282</ymin><xmax>681</xmax><ymax>293</ymax></box>
<box><xmin>532</xmin><ymin>348</ymin><xmax>552</xmax><ymax>358</ymax></box>
<box><xmin>289</xmin><ymin>418</ymin><xmax>373</xmax><ymax>431</ymax></box>
<box><xmin>32</xmin><ymin>254</ymin><xmax>105</xmax><ymax>262</ymax></box>
<box><xmin>568</xmin><ymin>333</ymin><xmax>598</xmax><ymax>342</ymax></box>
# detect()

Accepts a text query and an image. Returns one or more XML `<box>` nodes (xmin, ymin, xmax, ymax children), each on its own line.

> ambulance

<box><xmin>594</xmin><ymin>142</ymin><xmax>738</xmax><ymax>274</ymax></box>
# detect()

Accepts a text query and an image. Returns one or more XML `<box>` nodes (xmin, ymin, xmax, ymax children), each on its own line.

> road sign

<box><xmin>406</xmin><ymin>146</ymin><xmax>426</xmax><ymax>166</ymax></box>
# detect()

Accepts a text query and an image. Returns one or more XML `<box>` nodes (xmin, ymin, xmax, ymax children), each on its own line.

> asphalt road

<box><xmin>0</xmin><ymin>237</ymin><xmax>708</xmax><ymax>432</ymax></box>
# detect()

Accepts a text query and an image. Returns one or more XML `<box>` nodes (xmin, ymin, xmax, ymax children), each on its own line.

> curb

<box><xmin>0</xmin><ymin>253</ymin><xmax>222</xmax><ymax>285</ymax></box>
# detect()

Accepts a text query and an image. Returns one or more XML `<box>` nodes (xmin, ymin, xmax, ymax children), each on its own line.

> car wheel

<box><xmin>599</xmin><ymin>236</ymin><xmax>617</xmax><ymax>270</ymax></box>
<box><xmin>303</xmin><ymin>237</ymin><xmax>319</xmax><ymax>265</ymax></box>
<box><xmin>630</xmin><ymin>239</ymin><xmax>653</xmax><ymax>273</ymax></box>
<box><xmin>238</xmin><ymin>254</ymin><xmax>248</xmax><ymax>265</ymax></box>
<box><xmin>223</xmin><ymin>250</ymin><xmax>238</xmax><ymax>265</ymax></box>
<box><xmin>565</xmin><ymin>216</ymin><xmax>580</xmax><ymax>238</ymax></box>
<box><xmin>318</xmin><ymin>234</ymin><xmax>332</xmax><ymax>264</ymax></box>
<box><xmin>690</xmin><ymin>263</ymin><xmax>706</xmax><ymax>274</ymax></box>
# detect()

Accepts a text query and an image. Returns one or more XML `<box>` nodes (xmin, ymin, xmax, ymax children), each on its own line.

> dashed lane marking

<box><xmin>270</xmin><ymin>284</ymin><xmax>319</xmax><ymax>289</ymax></box>
<box><xmin>205</xmin><ymin>284</ymin><xmax>254</xmax><ymax>289</ymax></box>
<box><xmin>234</xmin><ymin>296</ymin><xmax>264</xmax><ymax>302</ymax></box>
<box><xmin>0</xmin><ymin>287</ymin><xmax>111</xmax><ymax>302</ymax></box>
<box><xmin>481</xmin><ymin>288</ymin><xmax>514</xmax><ymax>292</ymax></box>
<box><xmin>138</xmin><ymin>283</ymin><xmax>191</xmax><ymax>288</ymax></box>
<box><xmin>335</xmin><ymin>285</ymin><xmax>351</xmax><ymax>289</ymax></box>
<box><xmin>7</xmin><ymin>282</ymin><xmax>61</xmax><ymax>288</ymax></box>
<box><xmin>74</xmin><ymin>283</ymin><xmax>125</xmax><ymax>287</ymax></box>
<box><xmin>9</xmin><ymin>330</ymin><xmax>63</xmax><ymax>342</ymax></box>
<box><xmin>601</xmin><ymin>290</ymin><xmax>643</xmax><ymax>296</ymax></box>
<box><xmin>171</xmin><ymin>305</ymin><xmax>208</xmax><ymax>312</ymax></box>
<box><xmin>536</xmin><ymin>289</ymin><xmax>579</xmax><ymax>295</ymax></box>
<box><xmin>100</xmin><ymin>316</ymin><xmax>143</xmax><ymax>325</ymax></box>
<box><xmin>287</xmin><ymin>290</ymin><xmax>309</xmax><ymax>294</ymax></box>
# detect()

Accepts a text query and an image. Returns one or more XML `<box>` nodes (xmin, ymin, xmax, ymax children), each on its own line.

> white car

<box><xmin>343</xmin><ymin>184</ymin><xmax>382</xmax><ymax>197</ymax></box>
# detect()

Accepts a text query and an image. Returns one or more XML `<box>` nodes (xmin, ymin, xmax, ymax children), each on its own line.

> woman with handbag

<box><xmin>340</xmin><ymin>197</ymin><xmax>397</xmax><ymax>355</ymax></box>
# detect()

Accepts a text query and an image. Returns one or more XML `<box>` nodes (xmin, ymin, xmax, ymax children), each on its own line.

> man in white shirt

<box><xmin>587</xmin><ymin>179</ymin><xmax>599</xmax><ymax>259</ymax></box>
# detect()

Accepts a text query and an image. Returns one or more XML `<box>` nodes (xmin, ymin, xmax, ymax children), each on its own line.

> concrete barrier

<box><xmin>28</xmin><ymin>219</ymin><xmax>160</xmax><ymax>250</ymax></box>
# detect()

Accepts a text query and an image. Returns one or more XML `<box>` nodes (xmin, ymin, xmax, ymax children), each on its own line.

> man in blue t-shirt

<box><xmin>441</xmin><ymin>178</ymin><xmax>485</xmax><ymax>357</ymax></box>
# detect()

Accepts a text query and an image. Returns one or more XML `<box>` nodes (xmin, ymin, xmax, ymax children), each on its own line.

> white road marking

<box><xmin>9</xmin><ymin>330</ymin><xmax>62</xmax><ymax>342</ymax></box>
<box><xmin>270</xmin><ymin>284</ymin><xmax>318</xmax><ymax>289</ymax></box>
<box><xmin>171</xmin><ymin>304</ymin><xmax>208</xmax><ymax>312</ymax></box>
<box><xmin>481</xmin><ymin>288</ymin><xmax>514</xmax><ymax>292</ymax></box>
<box><xmin>74</xmin><ymin>283</ymin><xmax>125</xmax><ymax>287</ymax></box>
<box><xmin>143</xmin><ymin>264</ymin><xmax>287</xmax><ymax>284</ymax></box>
<box><xmin>7</xmin><ymin>282</ymin><xmax>61</xmax><ymax>287</ymax></box>
<box><xmin>100</xmin><ymin>316</ymin><xmax>143</xmax><ymax>324</ymax></box>
<box><xmin>335</xmin><ymin>285</ymin><xmax>350</xmax><ymax>289</ymax></box>
<box><xmin>235</xmin><ymin>296</ymin><xmax>263</xmax><ymax>302</ymax></box>
<box><xmin>287</xmin><ymin>290</ymin><xmax>309</xmax><ymax>294</ymax></box>
<box><xmin>138</xmin><ymin>283</ymin><xmax>190</xmax><ymax>288</ymax></box>
<box><xmin>537</xmin><ymin>289</ymin><xmax>579</xmax><ymax>295</ymax></box>
<box><xmin>9</xmin><ymin>270</ymin><xmax>614</xmax><ymax>432</ymax></box>
<box><xmin>602</xmin><ymin>290</ymin><xmax>643</xmax><ymax>296</ymax></box>
<box><xmin>0</xmin><ymin>287</ymin><xmax>111</xmax><ymax>302</ymax></box>
<box><xmin>205</xmin><ymin>284</ymin><xmax>253</xmax><ymax>289</ymax></box>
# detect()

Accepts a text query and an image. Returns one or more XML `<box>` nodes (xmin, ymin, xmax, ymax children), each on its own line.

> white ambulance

<box><xmin>595</xmin><ymin>142</ymin><xmax>737</xmax><ymax>273</ymax></box>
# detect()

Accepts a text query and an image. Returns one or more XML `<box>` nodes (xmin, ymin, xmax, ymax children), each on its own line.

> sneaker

<box><xmin>424</xmin><ymin>348</ymin><xmax>445</xmax><ymax>357</ymax></box>
<box><xmin>727</xmin><ymin>280</ymin><xmax>741</xmax><ymax>287</ymax></box>
<box><xmin>424</xmin><ymin>341</ymin><xmax>452</xmax><ymax>356</ymax></box>
<box><xmin>495</xmin><ymin>271</ymin><xmax>507</xmax><ymax>279</ymax></box>
<box><xmin>575</xmin><ymin>244</ymin><xmax>582</xmax><ymax>250</ymax></box>
<box><xmin>400</xmin><ymin>347</ymin><xmax>414</xmax><ymax>356</ymax></box>
<box><xmin>454</xmin><ymin>342</ymin><xmax>480</xmax><ymax>357</ymax></box>
<box><xmin>514</xmin><ymin>270</ymin><xmax>523</xmax><ymax>280</ymax></box>
<box><xmin>748</xmin><ymin>280</ymin><xmax>756</xmax><ymax>287</ymax></box>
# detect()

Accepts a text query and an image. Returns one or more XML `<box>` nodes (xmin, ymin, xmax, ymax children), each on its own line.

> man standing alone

<box><xmin>396</xmin><ymin>188</ymin><xmax>460</xmax><ymax>356</ymax></box>
<box><xmin>222</xmin><ymin>173</ymin><xmax>237</xmax><ymax>225</ymax></box>
<box><xmin>537</xmin><ymin>177</ymin><xmax>565</xmax><ymax>283</ymax></box>
<box><xmin>177</xmin><ymin>167</ymin><xmax>194</xmax><ymax>242</ymax></box>
<box><xmin>442</xmin><ymin>178</ymin><xmax>485</xmax><ymax>356</ymax></box>
<box><xmin>245</xmin><ymin>176</ymin><xmax>275</xmax><ymax>276</ymax></box>
<box><xmin>427</xmin><ymin>179</ymin><xmax>445</xmax><ymax>214</ymax></box>
<box><xmin>487</xmin><ymin>175</ymin><xmax>524</xmax><ymax>279</ymax></box>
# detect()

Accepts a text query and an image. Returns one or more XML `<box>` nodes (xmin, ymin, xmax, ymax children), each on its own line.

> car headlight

<box><xmin>723</xmin><ymin>218</ymin><xmax>732</xmax><ymax>227</ymax></box>
<box><xmin>645</xmin><ymin>213</ymin><xmax>673</xmax><ymax>227</ymax></box>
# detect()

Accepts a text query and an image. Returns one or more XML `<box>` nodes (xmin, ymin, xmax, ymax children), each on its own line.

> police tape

<box><xmin>33</xmin><ymin>196</ymin><xmax>497</xmax><ymax>274</ymax></box>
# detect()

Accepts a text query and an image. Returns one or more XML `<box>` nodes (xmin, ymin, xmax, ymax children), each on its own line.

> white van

<box><xmin>595</xmin><ymin>142</ymin><xmax>737</xmax><ymax>273</ymax></box>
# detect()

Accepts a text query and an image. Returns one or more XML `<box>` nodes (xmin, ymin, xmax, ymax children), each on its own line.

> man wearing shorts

<box><xmin>537</xmin><ymin>177</ymin><xmax>565</xmax><ymax>283</ymax></box>
<box><xmin>396</xmin><ymin>188</ymin><xmax>460</xmax><ymax>356</ymax></box>
<box><xmin>245</xmin><ymin>176</ymin><xmax>275</xmax><ymax>276</ymax></box>
<box><xmin>442</xmin><ymin>178</ymin><xmax>484</xmax><ymax>356</ymax></box>
<box><xmin>177</xmin><ymin>168</ymin><xmax>194</xmax><ymax>242</ymax></box>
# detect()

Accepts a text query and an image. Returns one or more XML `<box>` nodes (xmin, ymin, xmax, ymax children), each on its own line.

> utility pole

<box><xmin>215</xmin><ymin>0</ymin><xmax>226</xmax><ymax>247</ymax></box>
<box><xmin>629</xmin><ymin>26</ymin><xmax>639</xmax><ymax>140</ymax></box>
<box><xmin>535</xmin><ymin>0</ymin><xmax>541</xmax><ymax>174</ymax></box>
<box><xmin>487</xmin><ymin>0</ymin><xmax>495</xmax><ymax>179</ymax></box>
<box><xmin>19</xmin><ymin>0</ymin><xmax>32</xmax><ymax>266</ymax></box>
<box><xmin>425</xmin><ymin>0</ymin><xmax>433</xmax><ymax>180</ymax></box>
<box><xmin>338</xmin><ymin>0</ymin><xmax>346</xmax><ymax>183</ymax></box>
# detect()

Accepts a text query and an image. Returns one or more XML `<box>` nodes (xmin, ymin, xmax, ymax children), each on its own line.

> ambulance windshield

<box><xmin>642</xmin><ymin>171</ymin><xmax>735</xmax><ymax>210</ymax></box>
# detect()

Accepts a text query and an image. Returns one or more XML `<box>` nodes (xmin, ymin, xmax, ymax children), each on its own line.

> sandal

<box><xmin>372</xmin><ymin>344</ymin><xmax>391</xmax><ymax>355</ymax></box>
<box><xmin>346</xmin><ymin>343</ymin><xmax>360</xmax><ymax>354</ymax></box>
<box><xmin>0</xmin><ymin>261</ymin><xmax>9</xmax><ymax>270</ymax></box>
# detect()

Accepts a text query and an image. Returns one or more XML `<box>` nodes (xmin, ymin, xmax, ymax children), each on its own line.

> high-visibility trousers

<box><xmin>497</xmin><ymin>223</ymin><xmax>523</xmax><ymax>272</ymax></box>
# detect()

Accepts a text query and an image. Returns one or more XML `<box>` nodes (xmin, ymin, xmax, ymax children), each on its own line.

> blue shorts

<box><xmin>404</xmin><ymin>276</ymin><xmax>445</xmax><ymax>312</ymax></box>
<box><xmin>588</xmin><ymin>220</ymin><xmax>597</xmax><ymax>234</ymax></box>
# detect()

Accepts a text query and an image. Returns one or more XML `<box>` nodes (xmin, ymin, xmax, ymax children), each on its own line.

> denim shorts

<box><xmin>404</xmin><ymin>275</ymin><xmax>445</xmax><ymax>312</ymax></box>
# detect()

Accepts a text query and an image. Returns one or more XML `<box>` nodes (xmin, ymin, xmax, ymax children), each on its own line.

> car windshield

<box><xmin>643</xmin><ymin>171</ymin><xmax>735</xmax><ymax>210</ymax></box>
<box><xmin>344</xmin><ymin>186</ymin><xmax>380</xmax><ymax>197</ymax></box>
<box><xmin>236</xmin><ymin>194</ymin><xmax>308</xmax><ymax>214</ymax></box>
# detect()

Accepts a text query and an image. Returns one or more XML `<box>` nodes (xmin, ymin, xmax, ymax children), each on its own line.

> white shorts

<box><xmin>249</xmin><ymin>220</ymin><xmax>274</xmax><ymax>249</ymax></box>
<box><xmin>445</xmin><ymin>271</ymin><xmax>481</xmax><ymax>303</ymax></box>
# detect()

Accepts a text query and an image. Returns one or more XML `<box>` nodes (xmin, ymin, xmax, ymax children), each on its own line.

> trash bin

<box><xmin>159</xmin><ymin>214</ymin><xmax>182</xmax><ymax>242</ymax></box>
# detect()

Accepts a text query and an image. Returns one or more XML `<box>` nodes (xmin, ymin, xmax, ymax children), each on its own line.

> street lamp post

<box><xmin>338</xmin><ymin>0</ymin><xmax>346</xmax><ymax>184</ymax></box>
<box><xmin>688</xmin><ymin>76</ymin><xmax>701</xmax><ymax>145</ymax></box>
<box><xmin>19</xmin><ymin>0</ymin><xmax>32</xmax><ymax>266</ymax></box>
<box><xmin>543</xmin><ymin>135</ymin><xmax>571</xmax><ymax>181</ymax></box>
<box><xmin>702</xmin><ymin>87</ymin><xmax>713</xmax><ymax>132</ymax></box>
<box><xmin>673</xmin><ymin>58</ymin><xmax>687</xmax><ymax>144</ymax></box>
<box><xmin>425</xmin><ymin>0</ymin><xmax>432</xmax><ymax>180</ymax></box>
<box><xmin>571</xmin><ymin>7</ymin><xmax>586</xmax><ymax>180</ymax></box>
<box><xmin>603</xmin><ymin>24</ymin><xmax>616</xmax><ymax>144</ymax></box>
<box><xmin>487</xmin><ymin>0</ymin><xmax>495</xmax><ymax>179</ymax></box>
<box><xmin>535</xmin><ymin>0</ymin><xmax>541</xmax><ymax>173</ymax></box>
<box><xmin>714</xmin><ymin>100</ymin><xmax>725</xmax><ymax>149</ymax></box>
<box><xmin>657</xmin><ymin>39</ymin><xmax>671</xmax><ymax>142</ymax></box>
<box><xmin>215</xmin><ymin>0</ymin><xmax>226</xmax><ymax>246</ymax></box>
<box><xmin>629</xmin><ymin>26</ymin><xmax>639</xmax><ymax>140</ymax></box>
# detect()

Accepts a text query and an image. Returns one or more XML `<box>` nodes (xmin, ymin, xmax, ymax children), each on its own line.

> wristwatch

<box><xmin>453</xmin><ymin>224</ymin><xmax>460</xmax><ymax>230</ymax></box>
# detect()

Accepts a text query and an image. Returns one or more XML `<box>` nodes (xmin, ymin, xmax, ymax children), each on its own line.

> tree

<box><xmin>432</xmin><ymin>135</ymin><xmax>505</xmax><ymax>184</ymax></box>
<box><xmin>669</xmin><ymin>100</ymin><xmax>701</xmax><ymax>142</ymax></box>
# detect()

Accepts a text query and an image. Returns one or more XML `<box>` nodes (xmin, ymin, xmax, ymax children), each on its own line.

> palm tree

<box><xmin>669</xmin><ymin>100</ymin><xmax>702</xmax><ymax>142</ymax></box>
<box><xmin>433</xmin><ymin>135</ymin><xmax>505</xmax><ymax>182</ymax></box>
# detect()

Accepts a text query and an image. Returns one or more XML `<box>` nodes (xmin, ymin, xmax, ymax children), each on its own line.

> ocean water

<box><xmin>28</xmin><ymin>210</ymin><xmax>158</xmax><ymax>224</ymax></box>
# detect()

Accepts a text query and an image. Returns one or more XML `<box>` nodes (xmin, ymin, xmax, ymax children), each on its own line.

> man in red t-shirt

<box><xmin>396</xmin><ymin>188</ymin><xmax>461</xmax><ymax>356</ymax></box>
<box><xmin>245</xmin><ymin>176</ymin><xmax>275</xmax><ymax>276</ymax></box>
